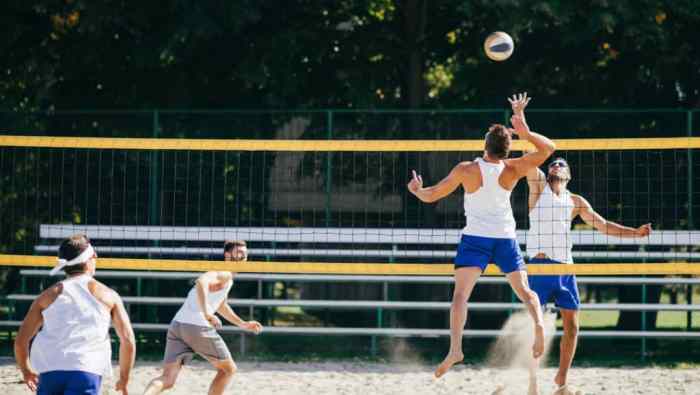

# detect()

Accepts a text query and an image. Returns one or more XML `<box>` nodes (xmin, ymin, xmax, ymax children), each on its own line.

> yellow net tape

<box><xmin>2</xmin><ymin>135</ymin><xmax>700</xmax><ymax>152</ymax></box>
<box><xmin>1</xmin><ymin>255</ymin><xmax>698</xmax><ymax>275</ymax></box>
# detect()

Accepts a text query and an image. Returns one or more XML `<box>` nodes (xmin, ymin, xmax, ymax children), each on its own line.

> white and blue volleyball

<box><xmin>484</xmin><ymin>31</ymin><xmax>514</xmax><ymax>61</ymax></box>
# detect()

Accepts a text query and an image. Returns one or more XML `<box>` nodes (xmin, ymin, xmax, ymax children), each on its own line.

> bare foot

<box><xmin>491</xmin><ymin>384</ymin><xmax>506</xmax><ymax>395</ymax></box>
<box><xmin>553</xmin><ymin>384</ymin><xmax>582</xmax><ymax>395</ymax></box>
<box><xmin>434</xmin><ymin>352</ymin><xmax>463</xmax><ymax>378</ymax></box>
<box><xmin>554</xmin><ymin>372</ymin><xmax>565</xmax><ymax>388</ymax></box>
<box><xmin>528</xmin><ymin>378</ymin><xmax>540</xmax><ymax>395</ymax></box>
<box><xmin>532</xmin><ymin>325</ymin><xmax>545</xmax><ymax>358</ymax></box>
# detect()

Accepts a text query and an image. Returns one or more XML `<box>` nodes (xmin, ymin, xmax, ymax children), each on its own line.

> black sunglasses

<box><xmin>549</xmin><ymin>160</ymin><xmax>568</xmax><ymax>168</ymax></box>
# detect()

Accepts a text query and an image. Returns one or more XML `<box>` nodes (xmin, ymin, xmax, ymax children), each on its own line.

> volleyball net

<box><xmin>1</xmin><ymin>134</ymin><xmax>699</xmax><ymax>275</ymax></box>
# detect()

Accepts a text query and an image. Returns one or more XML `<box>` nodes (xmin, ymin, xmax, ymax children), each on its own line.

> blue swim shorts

<box><xmin>454</xmin><ymin>234</ymin><xmax>525</xmax><ymax>274</ymax></box>
<box><xmin>37</xmin><ymin>370</ymin><xmax>102</xmax><ymax>395</ymax></box>
<box><xmin>528</xmin><ymin>257</ymin><xmax>580</xmax><ymax>310</ymax></box>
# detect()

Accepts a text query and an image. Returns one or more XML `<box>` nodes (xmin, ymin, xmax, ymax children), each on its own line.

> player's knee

<box><xmin>161</xmin><ymin>376</ymin><xmax>177</xmax><ymax>390</ymax></box>
<box><xmin>563</xmin><ymin>319</ymin><xmax>579</xmax><ymax>336</ymax></box>
<box><xmin>519</xmin><ymin>289</ymin><xmax>539</xmax><ymax>305</ymax></box>
<box><xmin>219</xmin><ymin>360</ymin><xmax>237</xmax><ymax>376</ymax></box>
<box><xmin>452</xmin><ymin>290</ymin><xmax>470</xmax><ymax>304</ymax></box>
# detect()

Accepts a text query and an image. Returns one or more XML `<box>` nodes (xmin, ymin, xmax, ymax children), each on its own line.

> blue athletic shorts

<box><xmin>37</xmin><ymin>370</ymin><xmax>102</xmax><ymax>395</ymax></box>
<box><xmin>528</xmin><ymin>257</ymin><xmax>580</xmax><ymax>310</ymax></box>
<box><xmin>454</xmin><ymin>234</ymin><xmax>525</xmax><ymax>273</ymax></box>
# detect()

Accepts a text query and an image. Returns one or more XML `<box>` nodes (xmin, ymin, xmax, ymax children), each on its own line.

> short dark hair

<box><xmin>224</xmin><ymin>240</ymin><xmax>247</xmax><ymax>253</ymax></box>
<box><xmin>58</xmin><ymin>234</ymin><xmax>91</xmax><ymax>275</ymax></box>
<box><xmin>484</xmin><ymin>124</ymin><xmax>511</xmax><ymax>159</ymax></box>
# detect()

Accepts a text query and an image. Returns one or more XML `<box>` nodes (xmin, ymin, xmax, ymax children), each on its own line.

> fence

<box><xmin>1</xmin><ymin>108</ymin><xmax>699</xmax><ymax>360</ymax></box>
<box><xmin>3</xmin><ymin>269</ymin><xmax>699</xmax><ymax>359</ymax></box>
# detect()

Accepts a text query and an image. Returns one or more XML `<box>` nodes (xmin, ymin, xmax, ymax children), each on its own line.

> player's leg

<box><xmin>179</xmin><ymin>323</ymin><xmax>237</xmax><ymax>394</ymax></box>
<box><xmin>505</xmin><ymin>270</ymin><xmax>545</xmax><ymax>358</ymax></box>
<box><xmin>495</xmin><ymin>239</ymin><xmax>545</xmax><ymax>358</ymax></box>
<box><xmin>435</xmin><ymin>266</ymin><xmax>482</xmax><ymax>378</ymax></box>
<box><xmin>435</xmin><ymin>235</ymin><xmax>491</xmax><ymax>378</ymax></box>
<box><xmin>555</xmin><ymin>309</ymin><xmax>579</xmax><ymax>387</ymax></box>
<box><xmin>143</xmin><ymin>322</ymin><xmax>189</xmax><ymax>394</ymax></box>
<box><xmin>525</xmin><ymin>261</ymin><xmax>557</xmax><ymax>395</ymax></box>
<box><xmin>143</xmin><ymin>361</ymin><xmax>184</xmax><ymax>395</ymax></box>
<box><xmin>207</xmin><ymin>358</ymin><xmax>237</xmax><ymax>395</ymax></box>
<box><xmin>553</xmin><ymin>274</ymin><xmax>581</xmax><ymax>390</ymax></box>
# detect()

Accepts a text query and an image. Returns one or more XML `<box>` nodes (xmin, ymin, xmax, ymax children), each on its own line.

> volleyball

<box><xmin>484</xmin><ymin>31</ymin><xmax>514</xmax><ymax>61</ymax></box>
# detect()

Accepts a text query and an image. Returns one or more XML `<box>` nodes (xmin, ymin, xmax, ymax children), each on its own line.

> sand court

<box><xmin>2</xmin><ymin>360</ymin><xmax>698</xmax><ymax>395</ymax></box>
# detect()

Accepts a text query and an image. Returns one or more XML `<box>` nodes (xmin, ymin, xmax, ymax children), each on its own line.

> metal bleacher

<box><xmin>1</xmin><ymin>224</ymin><xmax>699</xmax><ymax>356</ymax></box>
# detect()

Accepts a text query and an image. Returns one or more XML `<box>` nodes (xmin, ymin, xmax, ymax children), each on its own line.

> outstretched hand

<box><xmin>407</xmin><ymin>170</ymin><xmax>423</xmax><ymax>195</ymax></box>
<box><xmin>508</xmin><ymin>92</ymin><xmax>531</xmax><ymax>115</ymax></box>
<box><xmin>242</xmin><ymin>320</ymin><xmax>263</xmax><ymax>335</ymax></box>
<box><xmin>510</xmin><ymin>114</ymin><xmax>531</xmax><ymax>138</ymax></box>
<box><xmin>636</xmin><ymin>223</ymin><xmax>652</xmax><ymax>237</ymax></box>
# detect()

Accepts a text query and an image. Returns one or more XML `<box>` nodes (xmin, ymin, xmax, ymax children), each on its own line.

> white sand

<box><xmin>1</xmin><ymin>360</ymin><xmax>698</xmax><ymax>395</ymax></box>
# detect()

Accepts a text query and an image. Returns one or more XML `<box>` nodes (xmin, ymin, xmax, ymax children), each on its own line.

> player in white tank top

<box><xmin>14</xmin><ymin>234</ymin><xmax>135</xmax><ymax>394</ymax></box>
<box><xmin>526</xmin><ymin>156</ymin><xmax>652</xmax><ymax>394</ymax></box>
<box><xmin>407</xmin><ymin>93</ymin><xmax>556</xmax><ymax>379</ymax></box>
<box><xmin>143</xmin><ymin>240</ymin><xmax>263</xmax><ymax>395</ymax></box>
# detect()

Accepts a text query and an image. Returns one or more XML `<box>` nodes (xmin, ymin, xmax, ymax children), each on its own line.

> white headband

<box><xmin>50</xmin><ymin>245</ymin><xmax>96</xmax><ymax>276</ymax></box>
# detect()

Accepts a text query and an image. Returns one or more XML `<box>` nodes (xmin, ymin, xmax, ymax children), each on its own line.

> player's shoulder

<box><xmin>37</xmin><ymin>282</ymin><xmax>64</xmax><ymax>308</ymax></box>
<box><xmin>501</xmin><ymin>158</ymin><xmax>526</xmax><ymax>176</ymax></box>
<box><xmin>216</xmin><ymin>271</ymin><xmax>234</xmax><ymax>282</ymax></box>
<box><xmin>199</xmin><ymin>270</ymin><xmax>232</xmax><ymax>282</ymax></box>
<box><xmin>456</xmin><ymin>160</ymin><xmax>478</xmax><ymax>173</ymax></box>
<box><xmin>88</xmin><ymin>279</ymin><xmax>121</xmax><ymax>302</ymax></box>
<box><xmin>569</xmin><ymin>192</ymin><xmax>590</xmax><ymax>207</ymax></box>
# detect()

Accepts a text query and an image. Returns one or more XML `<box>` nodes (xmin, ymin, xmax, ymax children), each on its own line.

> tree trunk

<box><xmin>400</xmin><ymin>0</ymin><xmax>427</xmax><ymax>112</ymax></box>
<box><xmin>616</xmin><ymin>284</ymin><xmax>662</xmax><ymax>330</ymax></box>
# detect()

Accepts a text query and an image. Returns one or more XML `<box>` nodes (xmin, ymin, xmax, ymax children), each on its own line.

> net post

<box><xmin>148</xmin><ymin>110</ymin><xmax>161</xmax><ymax>256</ymax></box>
<box><xmin>687</xmin><ymin>284</ymin><xmax>692</xmax><ymax>331</ymax></box>
<box><xmin>135</xmin><ymin>277</ymin><xmax>142</xmax><ymax>323</ymax></box>
<box><xmin>687</xmin><ymin>110</ymin><xmax>694</xmax><ymax>230</ymax></box>
<box><xmin>641</xmin><ymin>283</ymin><xmax>647</xmax><ymax>362</ymax></box>
<box><xmin>687</xmin><ymin>110</ymin><xmax>694</xmax><ymax>331</ymax></box>
<box><xmin>325</xmin><ymin>110</ymin><xmax>333</xmax><ymax>226</ymax></box>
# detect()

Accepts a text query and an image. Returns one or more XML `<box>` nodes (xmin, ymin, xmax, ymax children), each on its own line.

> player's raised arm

<box><xmin>407</xmin><ymin>163</ymin><xmax>467</xmax><ymax>203</ymax></box>
<box><xmin>510</xmin><ymin>94</ymin><xmax>548</xmax><ymax>208</ymax></box>
<box><xmin>506</xmin><ymin>93</ymin><xmax>556</xmax><ymax>174</ymax></box>
<box><xmin>572</xmin><ymin>194</ymin><xmax>652</xmax><ymax>238</ymax></box>
<box><xmin>509</xmin><ymin>118</ymin><xmax>556</xmax><ymax>173</ymax></box>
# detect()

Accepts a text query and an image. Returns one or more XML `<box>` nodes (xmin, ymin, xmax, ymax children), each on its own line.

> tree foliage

<box><xmin>1</xmin><ymin>0</ymin><xmax>699</xmax><ymax>111</ymax></box>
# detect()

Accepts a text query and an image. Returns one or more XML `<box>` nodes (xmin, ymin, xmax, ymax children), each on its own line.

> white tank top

<box><xmin>30</xmin><ymin>274</ymin><xmax>112</xmax><ymax>377</ymax></box>
<box><xmin>462</xmin><ymin>157</ymin><xmax>517</xmax><ymax>239</ymax></box>
<box><xmin>527</xmin><ymin>183</ymin><xmax>575</xmax><ymax>263</ymax></box>
<box><xmin>173</xmin><ymin>279</ymin><xmax>232</xmax><ymax>327</ymax></box>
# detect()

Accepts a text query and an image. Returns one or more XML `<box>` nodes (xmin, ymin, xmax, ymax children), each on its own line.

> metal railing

<box><xmin>4</xmin><ymin>269</ymin><xmax>698</xmax><ymax>358</ymax></box>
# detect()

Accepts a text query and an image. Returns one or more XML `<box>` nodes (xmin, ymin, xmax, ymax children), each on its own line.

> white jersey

<box><xmin>173</xmin><ymin>279</ymin><xmax>232</xmax><ymax>327</ymax></box>
<box><xmin>462</xmin><ymin>157</ymin><xmax>517</xmax><ymax>239</ymax></box>
<box><xmin>527</xmin><ymin>183</ymin><xmax>575</xmax><ymax>263</ymax></box>
<box><xmin>30</xmin><ymin>274</ymin><xmax>112</xmax><ymax>377</ymax></box>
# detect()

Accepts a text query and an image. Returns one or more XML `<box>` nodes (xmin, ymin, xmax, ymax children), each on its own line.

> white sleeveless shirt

<box><xmin>462</xmin><ymin>157</ymin><xmax>517</xmax><ymax>239</ymax></box>
<box><xmin>173</xmin><ymin>279</ymin><xmax>232</xmax><ymax>327</ymax></box>
<box><xmin>527</xmin><ymin>183</ymin><xmax>575</xmax><ymax>263</ymax></box>
<box><xmin>30</xmin><ymin>274</ymin><xmax>112</xmax><ymax>377</ymax></box>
